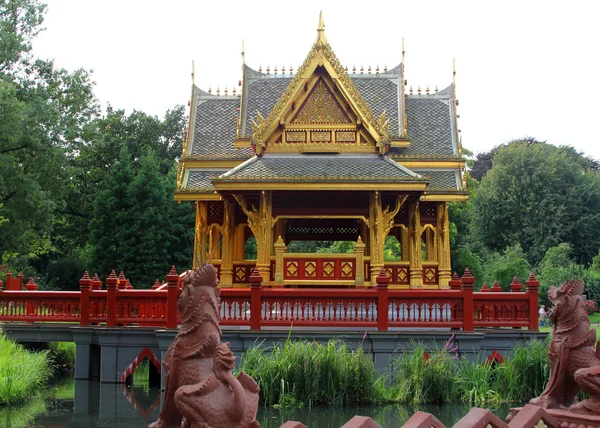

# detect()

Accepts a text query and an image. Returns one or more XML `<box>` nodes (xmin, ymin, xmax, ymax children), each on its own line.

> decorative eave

<box><xmin>250</xmin><ymin>12</ymin><xmax>391</xmax><ymax>155</ymax></box>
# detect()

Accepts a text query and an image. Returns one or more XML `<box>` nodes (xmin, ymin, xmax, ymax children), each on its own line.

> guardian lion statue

<box><xmin>149</xmin><ymin>264</ymin><xmax>260</xmax><ymax>428</ymax></box>
<box><xmin>530</xmin><ymin>278</ymin><xmax>600</xmax><ymax>414</ymax></box>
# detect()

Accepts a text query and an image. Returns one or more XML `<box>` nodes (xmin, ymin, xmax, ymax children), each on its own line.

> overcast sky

<box><xmin>32</xmin><ymin>0</ymin><xmax>600</xmax><ymax>159</ymax></box>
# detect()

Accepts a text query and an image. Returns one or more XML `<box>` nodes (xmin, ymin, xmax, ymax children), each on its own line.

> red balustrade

<box><xmin>0</xmin><ymin>290</ymin><xmax>80</xmax><ymax>323</ymax></box>
<box><xmin>0</xmin><ymin>267</ymin><xmax>540</xmax><ymax>332</ymax></box>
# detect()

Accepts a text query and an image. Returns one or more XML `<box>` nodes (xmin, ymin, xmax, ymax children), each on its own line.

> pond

<box><xmin>12</xmin><ymin>377</ymin><xmax>515</xmax><ymax>427</ymax></box>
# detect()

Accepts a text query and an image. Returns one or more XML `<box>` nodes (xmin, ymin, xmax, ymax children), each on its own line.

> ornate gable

<box><xmin>251</xmin><ymin>13</ymin><xmax>391</xmax><ymax>155</ymax></box>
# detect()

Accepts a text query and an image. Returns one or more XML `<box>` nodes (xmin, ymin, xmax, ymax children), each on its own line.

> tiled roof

<box><xmin>413</xmin><ymin>169</ymin><xmax>463</xmax><ymax>192</ymax></box>
<box><xmin>352</xmin><ymin>77</ymin><xmax>400</xmax><ymax>136</ymax></box>
<box><xmin>389</xmin><ymin>96</ymin><xmax>455</xmax><ymax>157</ymax></box>
<box><xmin>191</xmin><ymin>98</ymin><xmax>253</xmax><ymax>159</ymax></box>
<box><xmin>244</xmin><ymin>76</ymin><xmax>292</xmax><ymax>136</ymax></box>
<box><xmin>214</xmin><ymin>154</ymin><xmax>425</xmax><ymax>183</ymax></box>
<box><xmin>180</xmin><ymin>170</ymin><xmax>220</xmax><ymax>192</ymax></box>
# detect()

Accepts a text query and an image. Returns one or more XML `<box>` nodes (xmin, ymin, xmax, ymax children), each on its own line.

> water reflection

<box><xmin>28</xmin><ymin>378</ymin><xmax>514</xmax><ymax>427</ymax></box>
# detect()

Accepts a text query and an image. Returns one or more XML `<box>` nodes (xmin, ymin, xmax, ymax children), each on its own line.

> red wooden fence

<box><xmin>0</xmin><ymin>267</ymin><xmax>540</xmax><ymax>331</ymax></box>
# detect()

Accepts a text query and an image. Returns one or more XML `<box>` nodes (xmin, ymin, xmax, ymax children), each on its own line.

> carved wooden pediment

<box><xmin>250</xmin><ymin>14</ymin><xmax>390</xmax><ymax>155</ymax></box>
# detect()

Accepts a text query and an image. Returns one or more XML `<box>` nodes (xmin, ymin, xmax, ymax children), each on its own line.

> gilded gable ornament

<box><xmin>292</xmin><ymin>80</ymin><xmax>350</xmax><ymax>124</ymax></box>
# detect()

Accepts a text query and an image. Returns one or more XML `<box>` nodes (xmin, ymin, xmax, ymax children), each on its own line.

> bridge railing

<box><xmin>0</xmin><ymin>266</ymin><xmax>539</xmax><ymax>331</ymax></box>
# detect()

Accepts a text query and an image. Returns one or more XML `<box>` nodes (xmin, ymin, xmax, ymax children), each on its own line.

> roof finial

<box><xmin>191</xmin><ymin>60</ymin><xmax>195</xmax><ymax>85</ymax></box>
<box><xmin>316</xmin><ymin>11</ymin><xmax>327</xmax><ymax>46</ymax></box>
<box><xmin>241</xmin><ymin>39</ymin><xmax>245</xmax><ymax>66</ymax></box>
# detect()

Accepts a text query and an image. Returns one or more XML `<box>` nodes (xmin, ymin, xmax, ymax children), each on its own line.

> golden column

<box><xmin>437</xmin><ymin>202</ymin><xmax>452</xmax><ymax>287</ymax></box>
<box><xmin>354</xmin><ymin>236</ymin><xmax>366</xmax><ymax>287</ymax></box>
<box><xmin>233</xmin><ymin>224</ymin><xmax>246</xmax><ymax>260</ymax></box>
<box><xmin>220</xmin><ymin>200</ymin><xmax>235</xmax><ymax>287</ymax></box>
<box><xmin>369</xmin><ymin>192</ymin><xmax>407</xmax><ymax>284</ymax></box>
<box><xmin>234</xmin><ymin>191</ymin><xmax>275</xmax><ymax>286</ymax></box>
<box><xmin>408</xmin><ymin>201</ymin><xmax>423</xmax><ymax>288</ymax></box>
<box><xmin>399</xmin><ymin>225</ymin><xmax>409</xmax><ymax>262</ymax></box>
<box><xmin>425</xmin><ymin>228</ymin><xmax>436</xmax><ymax>261</ymax></box>
<box><xmin>274</xmin><ymin>236</ymin><xmax>286</xmax><ymax>286</ymax></box>
<box><xmin>192</xmin><ymin>201</ymin><xmax>208</xmax><ymax>269</ymax></box>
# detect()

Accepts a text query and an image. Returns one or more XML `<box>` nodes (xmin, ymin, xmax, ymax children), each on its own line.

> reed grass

<box><xmin>239</xmin><ymin>339</ymin><xmax>379</xmax><ymax>408</ymax></box>
<box><xmin>242</xmin><ymin>337</ymin><xmax>551</xmax><ymax>407</ymax></box>
<box><xmin>0</xmin><ymin>336</ymin><xmax>52</xmax><ymax>405</ymax></box>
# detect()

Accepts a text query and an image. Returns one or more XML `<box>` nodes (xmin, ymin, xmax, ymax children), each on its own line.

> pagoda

<box><xmin>175</xmin><ymin>13</ymin><xmax>468</xmax><ymax>289</ymax></box>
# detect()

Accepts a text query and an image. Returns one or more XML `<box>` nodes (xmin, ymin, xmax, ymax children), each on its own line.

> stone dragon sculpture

<box><xmin>149</xmin><ymin>264</ymin><xmax>260</xmax><ymax>428</ymax></box>
<box><xmin>530</xmin><ymin>278</ymin><xmax>600</xmax><ymax>414</ymax></box>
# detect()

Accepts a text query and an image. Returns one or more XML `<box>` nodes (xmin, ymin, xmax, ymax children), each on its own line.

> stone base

<box><xmin>508</xmin><ymin>406</ymin><xmax>600</xmax><ymax>428</ymax></box>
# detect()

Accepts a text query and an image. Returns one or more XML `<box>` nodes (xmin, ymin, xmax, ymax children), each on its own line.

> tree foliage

<box><xmin>473</xmin><ymin>140</ymin><xmax>600</xmax><ymax>265</ymax></box>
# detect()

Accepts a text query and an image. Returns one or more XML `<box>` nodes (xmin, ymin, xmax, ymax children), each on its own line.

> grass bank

<box><xmin>239</xmin><ymin>337</ymin><xmax>550</xmax><ymax>408</ymax></box>
<box><xmin>0</xmin><ymin>336</ymin><xmax>53</xmax><ymax>406</ymax></box>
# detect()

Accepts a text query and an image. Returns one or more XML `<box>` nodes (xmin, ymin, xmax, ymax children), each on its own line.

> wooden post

<box><xmin>166</xmin><ymin>266</ymin><xmax>179</xmax><ymax>329</ymax></box>
<box><xmin>526</xmin><ymin>273</ymin><xmax>540</xmax><ymax>331</ymax></box>
<box><xmin>274</xmin><ymin>236</ymin><xmax>286</xmax><ymax>286</ymax></box>
<box><xmin>354</xmin><ymin>236</ymin><xmax>366</xmax><ymax>287</ymax></box>
<box><xmin>510</xmin><ymin>276</ymin><xmax>523</xmax><ymax>292</ymax></box>
<box><xmin>106</xmin><ymin>270</ymin><xmax>118</xmax><ymax>327</ymax></box>
<box><xmin>461</xmin><ymin>268</ymin><xmax>475</xmax><ymax>332</ymax></box>
<box><xmin>448</xmin><ymin>272</ymin><xmax>461</xmax><ymax>291</ymax></box>
<box><xmin>25</xmin><ymin>277</ymin><xmax>37</xmax><ymax>323</ymax></box>
<box><xmin>408</xmin><ymin>202</ymin><xmax>423</xmax><ymax>288</ymax></box>
<box><xmin>220</xmin><ymin>200</ymin><xmax>235</xmax><ymax>287</ymax></box>
<box><xmin>91</xmin><ymin>273</ymin><xmax>102</xmax><ymax>290</ymax></box>
<box><xmin>376</xmin><ymin>267</ymin><xmax>389</xmax><ymax>331</ymax></box>
<box><xmin>249</xmin><ymin>267</ymin><xmax>262</xmax><ymax>330</ymax></box>
<box><xmin>117</xmin><ymin>271</ymin><xmax>126</xmax><ymax>290</ymax></box>
<box><xmin>79</xmin><ymin>272</ymin><xmax>91</xmax><ymax>327</ymax></box>
<box><xmin>436</xmin><ymin>202</ymin><xmax>451</xmax><ymax>287</ymax></box>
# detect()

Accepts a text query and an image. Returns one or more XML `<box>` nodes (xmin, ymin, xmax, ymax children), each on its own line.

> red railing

<box><xmin>0</xmin><ymin>267</ymin><xmax>540</xmax><ymax>331</ymax></box>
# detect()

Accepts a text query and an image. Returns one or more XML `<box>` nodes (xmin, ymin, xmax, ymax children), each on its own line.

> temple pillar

<box><xmin>369</xmin><ymin>192</ymin><xmax>407</xmax><ymax>285</ymax></box>
<box><xmin>234</xmin><ymin>191</ymin><xmax>275</xmax><ymax>286</ymax></box>
<box><xmin>425</xmin><ymin>227</ymin><xmax>436</xmax><ymax>261</ymax></box>
<box><xmin>368</xmin><ymin>192</ymin><xmax>383</xmax><ymax>285</ymax></box>
<box><xmin>408</xmin><ymin>201</ymin><xmax>423</xmax><ymax>288</ymax></box>
<box><xmin>192</xmin><ymin>201</ymin><xmax>208</xmax><ymax>269</ymax></box>
<box><xmin>359</xmin><ymin>221</ymin><xmax>369</xmax><ymax>255</ymax></box>
<box><xmin>209</xmin><ymin>225</ymin><xmax>221</xmax><ymax>260</ymax></box>
<box><xmin>437</xmin><ymin>202</ymin><xmax>452</xmax><ymax>288</ymax></box>
<box><xmin>354</xmin><ymin>236</ymin><xmax>365</xmax><ymax>287</ymax></box>
<box><xmin>233</xmin><ymin>224</ymin><xmax>246</xmax><ymax>260</ymax></box>
<box><xmin>400</xmin><ymin>225</ymin><xmax>409</xmax><ymax>262</ymax></box>
<box><xmin>220</xmin><ymin>200</ymin><xmax>235</xmax><ymax>287</ymax></box>
<box><xmin>274</xmin><ymin>236</ymin><xmax>286</xmax><ymax>286</ymax></box>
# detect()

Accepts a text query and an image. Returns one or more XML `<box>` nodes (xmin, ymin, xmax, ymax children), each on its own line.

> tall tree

<box><xmin>473</xmin><ymin>140</ymin><xmax>600</xmax><ymax>264</ymax></box>
<box><xmin>89</xmin><ymin>146</ymin><xmax>134</xmax><ymax>278</ymax></box>
<box><xmin>119</xmin><ymin>149</ymin><xmax>171</xmax><ymax>287</ymax></box>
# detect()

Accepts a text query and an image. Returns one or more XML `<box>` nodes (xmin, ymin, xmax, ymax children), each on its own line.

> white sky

<box><xmin>32</xmin><ymin>0</ymin><xmax>600</xmax><ymax>159</ymax></box>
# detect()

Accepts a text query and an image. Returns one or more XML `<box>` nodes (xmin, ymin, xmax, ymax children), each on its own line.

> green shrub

<box><xmin>48</xmin><ymin>342</ymin><xmax>75</xmax><ymax>374</ymax></box>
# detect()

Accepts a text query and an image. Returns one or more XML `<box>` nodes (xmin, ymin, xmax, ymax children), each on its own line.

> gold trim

<box><xmin>390</xmin><ymin>140</ymin><xmax>411</xmax><ymax>148</ymax></box>
<box><xmin>214</xmin><ymin>182</ymin><xmax>428</xmax><ymax>191</ymax></box>
<box><xmin>420</xmin><ymin>194</ymin><xmax>469</xmax><ymax>202</ymax></box>
<box><xmin>182</xmin><ymin>160</ymin><xmax>246</xmax><ymax>168</ymax></box>
<box><xmin>282</xmin><ymin>280</ymin><xmax>357</xmax><ymax>286</ymax></box>
<box><xmin>174</xmin><ymin>193</ymin><xmax>222</xmax><ymax>201</ymax></box>
<box><xmin>399</xmin><ymin>161</ymin><xmax>464</xmax><ymax>169</ymax></box>
<box><xmin>284</xmin><ymin>253</ymin><xmax>358</xmax><ymax>259</ymax></box>
<box><xmin>273</xmin><ymin>214</ymin><xmax>369</xmax><ymax>225</ymax></box>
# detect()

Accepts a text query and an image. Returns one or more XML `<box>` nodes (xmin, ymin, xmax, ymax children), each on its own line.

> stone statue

<box><xmin>149</xmin><ymin>264</ymin><xmax>260</xmax><ymax>428</ymax></box>
<box><xmin>530</xmin><ymin>278</ymin><xmax>600</xmax><ymax>414</ymax></box>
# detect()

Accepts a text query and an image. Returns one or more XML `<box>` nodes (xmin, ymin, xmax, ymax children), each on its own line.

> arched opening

<box><xmin>421</xmin><ymin>225</ymin><xmax>437</xmax><ymax>262</ymax></box>
<box><xmin>384</xmin><ymin>235</ymin><xmax>401</xmax><ymax>261</ymax></box>
<box><xmin>125</xmin><ymin>357</ymin><xmax>161</xmax><ymax>388</ymax></box>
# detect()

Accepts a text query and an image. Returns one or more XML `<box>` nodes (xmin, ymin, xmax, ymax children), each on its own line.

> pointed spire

<box><xmin>191</xmin><ymin>60</ymin><xmax>195</xmax><ymax>85</ymax></box>
<box><xmin>316</xmin><ymin>11</ymin><xmax>327</xmax><ymax>46</ymax></box>
<box><xmin>241</xmin><ymin>39</ymin><xmax>245</xmax><ymax>65</ymax></box>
